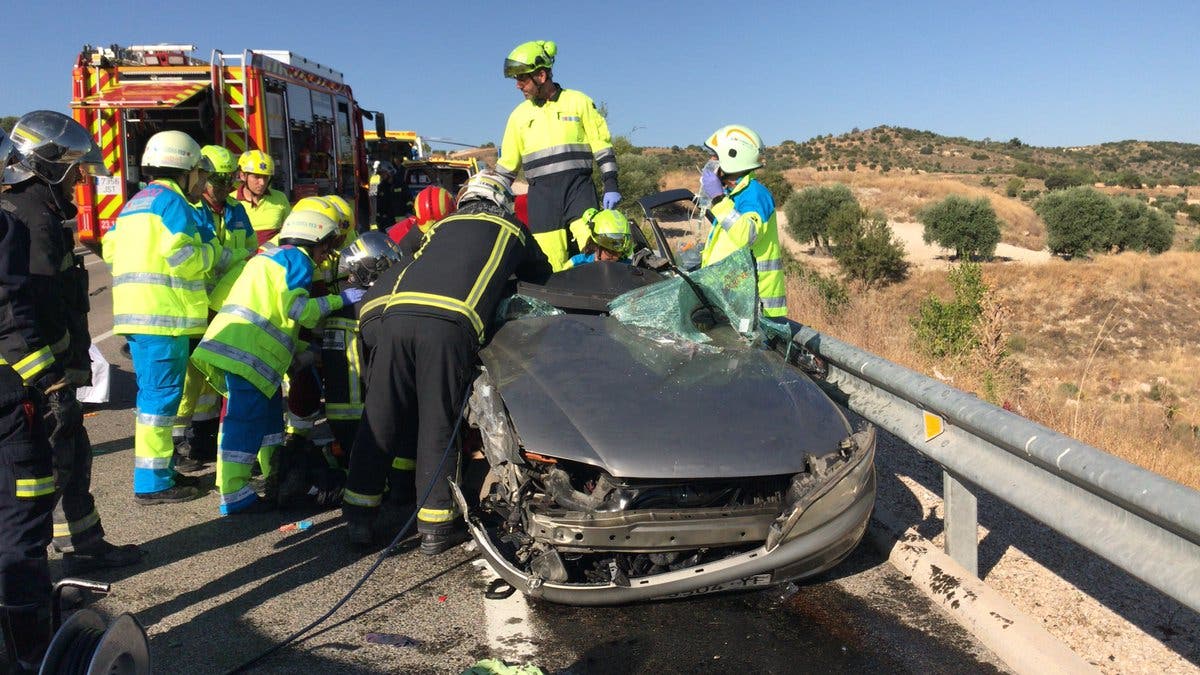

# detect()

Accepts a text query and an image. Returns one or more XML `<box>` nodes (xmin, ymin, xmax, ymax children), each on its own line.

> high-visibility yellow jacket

<box><xmin>235</xmin><ymin>185</ymin><xmax>291</xmax><ymax>239</ymax></box>
<box><xmin>202</xmin><ymin>197</ymin><xmax>257</xmax><ymax>311</ymax></box>
<box><xmin>191</xmin><ymin>245</ymin><xmax>344</xmax><ymax>398</ymax></box>
<box><xmin>700</xmin><ymin>174</ymin><xmax>788</xmax><ymax>318</ymax></box>
<box><xmin>106</xmin><ymin>180</ymin><xmax>228</xmax><ymax>336</ymax></box>
<box><xmin>495</xmin><ymin>88</ymin><xmax>618</xmax><ymax>194</ymax></box>
<box><xmin>258</xmin><ymin>227</ymin><xmax>358</xmax><ymax>292</ymax></box>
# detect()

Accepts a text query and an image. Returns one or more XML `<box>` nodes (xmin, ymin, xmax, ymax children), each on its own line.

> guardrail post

<box><xmin>943</xmin><ymin>470</ymin><xmax>979</xmax><ymax>577</ymax></box>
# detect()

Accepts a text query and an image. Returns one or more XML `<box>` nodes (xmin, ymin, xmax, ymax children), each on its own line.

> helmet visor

<box><xmin>593</xmin><ymin>232</ymin><xmax>631</xmax><ymax>256</ymax></box>
<box><xmin>503</xmin><ymin>59</ymin><xmax>535</xmax><ymax>79</ymax></box>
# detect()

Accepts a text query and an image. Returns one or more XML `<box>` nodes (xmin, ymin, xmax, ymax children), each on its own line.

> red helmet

<box><xmin>414</xmin><ymin>185</ymin><xmax>455</xmax><ymax>225</ymax></box>
<box><xmin>513</xmin><ymin>193</ymin><xmax>529</xmax><ymax>227</ymax></box>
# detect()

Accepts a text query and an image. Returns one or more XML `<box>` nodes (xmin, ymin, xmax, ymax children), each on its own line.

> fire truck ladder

<box><xmin>211</xmin><ymin>49</ymin><xmax>251</xmax><ymax>154</ymax></box>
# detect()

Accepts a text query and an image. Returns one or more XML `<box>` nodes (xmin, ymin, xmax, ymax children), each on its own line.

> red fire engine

<box><xmin>70</xmin><ymin>43</ymin><xmax>385</xmax><ymax>249</ymax></box>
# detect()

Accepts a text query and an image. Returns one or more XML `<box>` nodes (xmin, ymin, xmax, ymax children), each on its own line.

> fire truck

<box><xmin>70</xmin><ymin>43</ymin><xmax>386</xmax><ymax>249</ymax></box>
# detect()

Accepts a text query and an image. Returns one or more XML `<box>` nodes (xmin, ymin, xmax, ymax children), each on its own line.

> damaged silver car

<box><xmin>453</xmin><ymin>191</ymin><xmax>876</xmax><ymax>605</ymax></box>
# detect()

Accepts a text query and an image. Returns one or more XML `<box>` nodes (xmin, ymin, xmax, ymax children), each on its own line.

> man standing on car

<box><xmin>697</xmin><ymin>124</ymin><xmax>787</xmax><ymax>319</ymax></box>
<box><xmin>342</xmin><ymin>171</ymin><xmax>550</xmax><ymax>552</ymax></box>
<box><xmin>1</xmin><ymin>112</ymin><xmax>143</xmax><ymax>573</ymax></box>
<box><xmin>497</xmin><ymin>40</ymin><xmax>620</xmax><ymax>271</ymax></box>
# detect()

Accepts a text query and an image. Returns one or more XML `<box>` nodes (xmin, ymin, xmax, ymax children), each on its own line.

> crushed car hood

<box><xmin>478</xmin><ymin>315</ymin><xmax>852</xmax><ymax>479</ymax></box>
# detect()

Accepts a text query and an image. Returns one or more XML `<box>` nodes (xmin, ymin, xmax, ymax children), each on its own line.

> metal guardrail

<box><xmin>780</xmin><ymin>319</ymin><xmax>1200</xmax><ymax>614</ymax></box>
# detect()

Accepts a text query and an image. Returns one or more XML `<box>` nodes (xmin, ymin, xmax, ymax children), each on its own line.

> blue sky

<box><xmin>3</xmin><ymin>0</ymin><xmax>1198</xmax><ymax>149</ymax></box>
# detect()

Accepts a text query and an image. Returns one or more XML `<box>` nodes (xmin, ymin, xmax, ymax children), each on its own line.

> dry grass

<box><xmin>786</xmin><ymin>251</ymin><xmax>1200</xmax><ymax>490</ymax></box>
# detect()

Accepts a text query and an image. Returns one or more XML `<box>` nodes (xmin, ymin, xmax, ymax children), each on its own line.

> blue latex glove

<box><xmin>602</xmin><ymin>191</ymin><xmax>621</xmax><ymax>210</ymax></box>
<box><xmin>340</xmin><ymin>287</ymin><xmax>367</xmax><ymax>306</ymax></box>
<box><xmin>700</xmin><ymin>169</ymin><xmax>724</xmax><ymax>199</ymax></box>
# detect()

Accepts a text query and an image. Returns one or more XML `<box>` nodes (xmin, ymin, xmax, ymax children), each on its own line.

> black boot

<box><xmin>173</xmin><ymin>436</ymin><xmax>205</xmax><ymax>474</ymax></box>
<box><xmin>1</xmin><ymin>603</ymin><xmax>52</xmax><ymax>673</ymax></box>
<box><xmin>63</xmin><ymin>540</ymin><xmax>144</xmax><ymax>576</ymax></box>
<box><xmin>134</xmin><ymin>485</ymin><xmax>201</xmax><ymax>505</ymax></box>
<box><xmin>190</xmin><ymin>419</ymin><xmax>219</xmax><ymax>463</ymax></box>
<box><xmin>418</xmin><ymin>522</ymin><xmax>469</xmax><ymax>556</ymax></box>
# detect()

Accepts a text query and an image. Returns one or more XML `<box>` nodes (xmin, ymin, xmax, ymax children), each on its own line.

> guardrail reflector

<box><xmin>924</xmin><ymin>412</ymin><xmax>945</xmax><ymax>441</ymax></box>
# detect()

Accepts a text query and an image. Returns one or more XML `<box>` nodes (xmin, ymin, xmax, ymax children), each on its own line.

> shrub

<box><xmin>911</xmin><ymin>262</ymin><xmax>986</xmax><ymax>358</ymax></box>
<box><xmin>755</xmin><ymin>168</ymin><xmax>793</xmax><ymax>206</ymax></box>
<box><xmin>919</xmin><ymin>195</ymin><xmax>1002</xmax><ymax>259</ymax></box>
<box><xmin>1005</xmin><ymin>177</ymin><xmax>1025</xmax><ymax>197</ymax></box>
<box><xmin>919</xmin><ymin>144</ymin><xmax>934</xmax><ymax>155</ymax></box>
<box><xmin>783</xmin><ymin>183</ymin><xmax>857</xmax><ymax>252</ymax></box>
<box><xmin>1014</xmin><ymin>162</ymin><xmax>1048</xmax><ymax>179</ymax></box>
<box><xmin>784</xmin><ymin>254</ymin><xmax>850</xmax><ymax>314</ymax></box>
<box><xmin>980</xmin><ymin>176</ymin><xmax>996</xmax><ymax>187</ymax></box>
<box><xmin>831</xmin><ymin>209</ymin><xmax>910</xmax><ymax>286</ymax></box>
<box><xmin>1036</xmin><ymin>187</ymin><xmax>1118</xmax><ymax>258</ymax></box>
<box><xmin>1108</xmin><ymin>196</ymin><xmax>1174</xmax><ymax>254</ymax></box>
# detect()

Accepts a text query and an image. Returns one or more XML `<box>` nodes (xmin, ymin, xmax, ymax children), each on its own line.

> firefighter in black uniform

<box><xmin>343</xmin><ymin>171</ymin><xmax>551</xmax><ymax>553</ymax></box>
<box><xmin>1</xmin><ymin>112</ymin><xmax>142</xmax><ymax>577</ymax></box>
<box><xmin>0</xmin><ymin>128</ymin><xmax>58</xmax><ymax>672</ymax></box>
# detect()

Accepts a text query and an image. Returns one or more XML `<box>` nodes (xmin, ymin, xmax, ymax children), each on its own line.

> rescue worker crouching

<box><xmin>235</xmin><ymin>149</ymin><xmax>291</xmax><ymax>246</ymax></box>
<box><xmin>697</xmin><ymin>124</ymin><xmax>787</xmax><ymax>318</ymax></box>
<box><xmin>105</xmin><ymin>130</ymin><xmax>225</xmax><ymax>505</ymax></box>
<box><xmin>173</xmin><ymin>145</ymin><xmax>257</xmax><ymax>473</ymax></box>
<box><xmin>498</xmin><ymin>40</ymin><xmax>620</xmax><ymax>271</ymax></box>
<box><xmin>190</xmin><ymin>210</ymin><xmax>365</xmax><ymax>515</ymax></box>
<box><xmin>564</xmin><ymin>208</ymin><xmax>633</xmax><ymax>268</ymax></box>
<box><xmin>343</xmin><ymin>171</ymin><xmax>551</xmax><ymax>553</ymax></box>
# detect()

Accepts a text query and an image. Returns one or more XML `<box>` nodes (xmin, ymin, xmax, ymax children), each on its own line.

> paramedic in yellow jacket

<box><xmin>173</xmin><ymin>145</ymin><xmax>257</xmax><ymax>472</ymax></box>
<box><xmin>105</xmin><ymin>131</ymin><xmax>227</xmax><ymax>504</ymax></box>
<box><xmin>235</xmin><ymin>150</ymin><xmax>291</xmax><ymax>246</ymax></box>
<box><xmin>190</xmin><ymin>210</ymin><xmax>366</xmax><ymax>515</ymax></box>
<box><xmin>697</xmin><ymin>125</ymin><xmax>788</xmax><ymax>318</ymax></box>
<box><xmin>497</xmin><ymin>40</ymin><xmax>620</xmax><ymax>271</ymax></box>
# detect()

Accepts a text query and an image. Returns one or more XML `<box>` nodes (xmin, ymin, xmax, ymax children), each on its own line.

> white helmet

<box><xmin>142</xmin><ymin>130</ymin><xmax>211</xmax><ymax>173</ymax></box>
<box><xmin>455</xmin><ymin>170</ymin><xmax>513</xmax><ymax>216</ymax></box>
<box><xmin>277</xmin><ymin>209</ymin><xmax>340</xmax><ymax>245</ymax></box>
<box><xmin>704</xmin><ymin>124</ymin><xmax>764</xmax><ymax>174</ymax></box>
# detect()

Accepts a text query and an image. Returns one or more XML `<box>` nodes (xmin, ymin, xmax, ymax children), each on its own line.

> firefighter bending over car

<box><xmin>497</xmin><ymin>40</ymin><xmax>620</xmax><ymax>271</ymax></box>
<box><xmin>343</xmin><ymin>171</ymin><xmax>551</xmax><ymax>552</ymax></box>
<box><xmin>190</xmin><ymin>209</ymin><xmax>364</xmax><ymax>515</ymax></box>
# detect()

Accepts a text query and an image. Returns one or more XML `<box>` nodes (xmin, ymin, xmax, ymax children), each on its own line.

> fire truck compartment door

<box><xmin>72</xmin><ymin>82</ymin><xmax>210</xmax><ymax>109</ymax></box>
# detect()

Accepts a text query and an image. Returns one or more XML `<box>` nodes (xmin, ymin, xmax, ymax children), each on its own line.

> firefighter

<box><xmin>235</xmin><ymin>149</ymin><xmax>291</xmax><ymax>246</ymax></box>
<box><xmin>0</xmin><ymin>129</ymin><xmax>63</xmax><ymax>670</ymax></box>
<box><xmin>174</xmin><ymin>145</ymin><xmax>257</xmax><ymax>472</ymax></box>
<box><xmin>190</xmin><ymin>210</ymin><xmax>364</xmax><ymax>515</ymax></box>
<box><xmin>698</xmin><ymin>124</ymin><xmax>788</xmax><ymax>318</ymax></box>
<box><xmin>106</xmin><ymin>130</ymin><xmax>225</xmax><ymax>505</ymax></box>
<box><xmin>498</xmin><ymin>40</ymin><xmax>620</xmax><ymax>271</ymax></box>
<box><xmin>1</xmin><ymin>113</ymin><xmax>144</xmax><ymax>580</ymax></box>
<box><xmin>386</xmin><ymin>185</ymin><xmax>456</xmax><ymax>256</ymax></box>
<box><xmin>368</xmin><ymin>160</ymin><xmax>404</xmax><ymax>230</ymax></box>
<box><xmin>564</xmin><ymin>208</ymin><xmax>634</xmax><ymax>267</ymax></box>
<box><xmin>343</xmin><ymin>171</ymin><xmax>551</xmax><ymax>551</ymax></box>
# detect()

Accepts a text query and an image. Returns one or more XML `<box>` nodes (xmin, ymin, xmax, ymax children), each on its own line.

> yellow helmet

<box><xmin>324</xmin><ymin>194</ymin><xmax>356</xmax><ymax>231</ymax></box>
<box><xmin>587</xmin><ymin>209</ymin><xmax>633</xmax><ymax>256</ymax></box>
<box><xmin>704</xmin><ymin>124</ymin><xmax>764</xmax><ymax>174</ymax></box>
<box><xmin>238</xmin><ymin>149</ymin><xmax>275</xmax><ymax>176</ymax></box>
<box><xmin>504</xmin><ymin>40</ymin><xmax>557</xmax><ymax>78</ymax></box>
<box><xmin>201</xmin><ymin>145</ymin><xmax>237</xmax><ymax>175</ymax></box>
<box><xmin>292</xmin><ymin>196</ymin><xmax>341</xmax><ymax>224</ymax></box>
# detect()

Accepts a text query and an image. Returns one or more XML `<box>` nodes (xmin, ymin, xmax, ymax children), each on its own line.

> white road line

<box><xmin>472</xmin><ymin>558</ymin><xmax>537</xmax><ymax>661</ymax></box>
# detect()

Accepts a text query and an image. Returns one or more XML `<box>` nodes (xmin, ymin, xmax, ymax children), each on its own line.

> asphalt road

<box><xmin>65</xmin><ymin>246</ymin><xmax>1006</xmax><ymax>674</ymax></box>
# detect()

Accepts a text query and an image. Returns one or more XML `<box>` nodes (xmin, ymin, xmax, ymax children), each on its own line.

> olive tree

<box><xmin>783</xmin><ymin>183</ymin><xmax>857</xmax><ymax>254</ymax></box>
<box><xmin>1035</xmin><ymin>187</ymin><xmax>1118</xmax><ymax>258</ymax></box>
<box><xmin>919</xmin><ymin>195</ymin><xmax>1002</xmax><ymax>260</ymax></box>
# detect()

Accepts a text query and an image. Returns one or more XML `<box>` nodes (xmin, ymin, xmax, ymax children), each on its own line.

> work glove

<box><xmin>602</xmin><ymin>191</ymin><xmax>621</xmax><ymax>210</ymax></box>
<box><xmin>340</xmin><ymin>287</ymin><xmax>367</xmax><ymax>307</ymax></box>
<box><xmin>47</xmin><ymin>388</ymin><xmax>84</xmax><ymax>445</ymax></box>
<box><xmin>700</xmin><ymin>168</ymin><xmax>724</xmax><ymax>199</ymax></box>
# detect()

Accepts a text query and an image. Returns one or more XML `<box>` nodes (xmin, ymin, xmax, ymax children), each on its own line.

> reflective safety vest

<box><xmin>107</xmin><ymin>180</ymin><xmax>228</xmax><ymax>336</ymax></box>
<box><xmin>236</xmin><ymin>185</ymin><xmax>291</xmax><ymax>237</ymax></box>
<box><xmin>700</xmin><ymin>175</ymin><xmax>788</xmax><ymax>318</ymax></box>
<box><xmin>191</xmin><ymin>245</ymin><xmax>344</xmax><ymax>399</ymax></box>
<box><xmin>202</xmin><ymin>197</ymin><xmax>257</xmax><ymax>311</ymax></box>
<box><xmin>496</xmin><ymin>87</ymin><xmax>618</xmax><ymax>194</ymax></box>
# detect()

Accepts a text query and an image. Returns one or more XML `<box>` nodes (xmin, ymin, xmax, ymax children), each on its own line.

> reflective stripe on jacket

<box><xmin>496</xmin><ymin>88</ymin><xmax>618</xmax><ymax>194</ymax></box>
<box><xmin>700</xmin><ymin>175</ymin><xmax>788</xmax><ymax>318</ymax></box>
<box><xmin>191</xmin><ymin>245</ymin><xmax>343</xmax><ymax>398</ymax></box>
<box><xmin>107</xmin><ymin>180</ymin><xmax>226</xmax><ymax>336</ymax></box>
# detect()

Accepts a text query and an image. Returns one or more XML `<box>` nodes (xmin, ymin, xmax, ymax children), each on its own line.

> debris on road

<box><xmin>364</xmin><ymin>632</ymin><xmax>418</xmax><ymax>648</ymax></box>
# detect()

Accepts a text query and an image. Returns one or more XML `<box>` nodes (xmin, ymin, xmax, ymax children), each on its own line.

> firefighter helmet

<box><xmin>588</xmin><ymin>209</ymin><xmax>633</xmax><ymax>257</ymax></box>
<box><xmin>3</xmin><ymin>110</ymin><xmax>109</xmax><ymax>185</ymax></box>
<box><xmin>238</xmin><ymin>149</ymin><xmax>275</xmax><ymax>176</ymax></box>
<box><xmin>504</xmin><ymin>40</ymin><xmax>556</xmax><ymax>78</ymax></box>
<box><xmin>337</xmin><ymin>231</ymin><xmax>404</xmax><ymax>287</ymax></box>
<box><xmin>201</xmin><ymin>145</ymin><xmax>238</xmax><ymax>174</ymax></box>
<box><xmin>277</xmin><ymin>209</ymin><xmax>339</xmax><ymax>245</ymax></box>
<box><xmin>324</xmin><ymin>195</ymin><xmax>357</xmax><ymax>231</ymax></box>
<box><xmin>292</xmin><ymin>196</ymin><xmax>341</xmax><ymax>225</ymax></box>
<box><xmin>704</xmin><ymin>124</ymin><xmax>764</xmax><ymax>174</ymax></box>
<box><xmin>142</xmin><ymin>130</ymin><xmax>209</xmax><ymax>174</ymax></box>
<box><xmin>414</xmin><ymin>185</ymin><xmax>455</xmax><ymax>225</ymax></box>
<box><xmin>455</xmin><ymin>171</ymin><xmax>513</xmax><ymax>215</ymax></box>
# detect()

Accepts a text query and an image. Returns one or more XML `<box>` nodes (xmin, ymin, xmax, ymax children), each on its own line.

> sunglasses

<box><xmin>207</xmin><ymin>174</ymin><xmax>234</xmax><ymax>189</ymax></box>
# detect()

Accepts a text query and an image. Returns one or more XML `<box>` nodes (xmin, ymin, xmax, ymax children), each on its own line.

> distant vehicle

<box><xmin>456</xmin><ymin>190</ymin><xmax>877</xmax><ymax>604</ymax></box>
<box><xmin>70</xmin><ymin>43</ymin><xmax>380</xmax><ymax>250</ymax></box>
<box><xmin>365</xmin><ymin>130</ymin><xmax>479</xmax><ymax>210</ymax></box>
